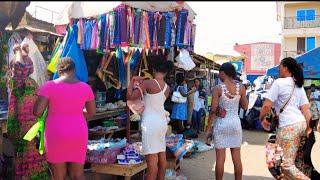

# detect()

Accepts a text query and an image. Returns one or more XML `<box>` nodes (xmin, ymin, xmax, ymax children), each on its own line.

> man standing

<box><xmin>192</xmin><ymin>79</ymin><xmax>204</xmax><ymax>135</ymax></box>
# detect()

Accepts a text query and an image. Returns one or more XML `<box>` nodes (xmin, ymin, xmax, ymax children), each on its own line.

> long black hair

<box><xmin>280</xmin><ymin>57</ymin><xmax>304</xmax><ymax>87</ymax></box>
<box><xmin>150</xmin><ymin>54</ymin><xmax>174</xmax><ymax>74</ymax></box>
<box><xmin>219</xmin><ymin>62</ymin><xmax>237</xmax><ymax>79</ymax></box>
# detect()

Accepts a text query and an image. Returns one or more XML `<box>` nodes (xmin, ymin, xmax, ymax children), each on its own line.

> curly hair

<box><xmin>219</xmin><ymin>62</ymin><xmax>237</xmax><ymax>79</ymax></box>
<box><xmin>57</xmin><ymin>57</ymin><xmax>76</xmax><ymax>74</ymax></box>
<box><xmin>150</xmin><ymin>54</ymin><xmax>174</xmax><ymax>74</ymax></box>
<box><xmin>281</xmin><ymin>57</ymin><xmax>304</xmax><ymax>87</ymax></box>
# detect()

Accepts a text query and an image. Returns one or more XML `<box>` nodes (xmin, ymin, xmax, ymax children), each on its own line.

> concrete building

<box><xmin>277</xmin><ymin>1</ymin><xmax>320</xmax><ymax>58</ymax></box>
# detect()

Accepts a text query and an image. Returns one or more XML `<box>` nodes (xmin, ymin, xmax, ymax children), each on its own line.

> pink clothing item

<box><xmin>37</xmin><ymin>80</ymin><xmax>94</xmax><ymax>164</ymax></box>
<box><xmin>91</xmin><ymin>20</ymin><xmax>99</xmax><ymax>50</ymax></box>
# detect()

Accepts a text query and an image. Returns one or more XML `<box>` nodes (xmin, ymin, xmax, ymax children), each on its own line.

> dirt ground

<box><xmin>178</xmin><ymin>130</ymin><xmax>274</xmax><ymax>180</ymax></box>
<box><xmin>85</xmin><ymin>130</ymin><xmax>275</xmax><ymax>180</ymax></box>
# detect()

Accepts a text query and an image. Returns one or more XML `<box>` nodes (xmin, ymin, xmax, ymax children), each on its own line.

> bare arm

<box><xmin>300</xmin><ymin>103</ymin><xmax>311</xmax><ymax>129</ymax></box>
<box><xmin>259</xmin><ymin>98</ymin><xmax>273</xmax><ymax>122</ymax></box>
<box><xmin>179</xmin><ymin>86</ymin><xmax>196</xmax><ymax>97</ymax></box>
<box><xmin>239</xmin><ymin>85</ymin><xmax>248</xmax><ymax>110</ymax></box>
<box><xmin>84</xmin><ymin>100</ymin><xmax>96</xmax><ymax>119</ymax></box>
<box><xmin>206</xmin><ymin>86</ymin><xmax>221</xmax><ymax>132</ymax></box>
<box><xmin>33</xmin><ymin>96</ymin><xmax>49</xmax><ymax>118</ymax></box>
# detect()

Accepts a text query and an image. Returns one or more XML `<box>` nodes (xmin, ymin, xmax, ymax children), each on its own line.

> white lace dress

<box><xmin>213</xmin><ymin>83</ymin><xmax>242</xmax><ymax>149</ymax></box>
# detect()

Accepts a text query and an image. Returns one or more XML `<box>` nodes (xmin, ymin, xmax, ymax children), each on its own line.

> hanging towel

<box><xmin>97</xmin><ymin>14</ymin><xmax>107</xmax><ymax>54</ymax></box>
<box><xmin>142</xmin><ymin>11</ymin><xmax>150</xmax><ymax>49</ymax></box>
<box><xmin>130</xmin><ymin>48</ymin><xmax>141</xmax><ymax>73</ymax></box>
<box><xmin>113</xmin><ymin>8</ymin><xmax>121</xmax><ymax>48</ymax></box>
<box><xmin>53</xmin><ymin>24</ymin><xmax>89</xmax><ymax>82</ymax></box>
<box><xmin>109</xmin><ymin>11</ymin><xmax>116</xmax><ymax>49</ymax></box>
<box><xmin>175</xmin><ymin>9</ymin><xmax>188</xmax><ymax>48</ymax></box>
<box><xmin>91</xmin><ymin>19</ymin><xmax>99</xmax><ymax>50</ymax></box>
<box><xmin>105</xmin><ymin>13</ymin><xmax>110</xmax><ymax>51</ymax></box>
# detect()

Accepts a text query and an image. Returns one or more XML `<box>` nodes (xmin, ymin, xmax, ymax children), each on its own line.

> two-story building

<box><xmin>277</xmin><ymin>1</ymin><xmax>320</xmax><ymax>58</ymax></box>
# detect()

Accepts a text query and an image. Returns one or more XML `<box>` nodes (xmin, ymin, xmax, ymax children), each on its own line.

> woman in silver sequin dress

<box><xmin>206</xmin><ymin>62</ymin><xmax>248</xmax><ymax>180</ymax></box>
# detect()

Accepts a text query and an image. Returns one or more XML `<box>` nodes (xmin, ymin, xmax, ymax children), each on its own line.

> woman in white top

<box><xmin>260</xmin><ymin>57</ymin><xmax>312</xmax><ymax>179</ymax></box>
<box><xmin>127</xmin><ymin>54</ymin><xmax>173</xmax><ymax>180</ymax></box>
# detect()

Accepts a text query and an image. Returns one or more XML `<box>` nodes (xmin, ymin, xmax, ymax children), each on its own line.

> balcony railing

<box><xmin>284</xmin><ymin>16</ymin><xmax>320</xmax><ymax>29</ymax></box>
<box><xmin>283</xmin><ymin>50</ymin><xmax>305</xmax><ymax>58</ymax></box>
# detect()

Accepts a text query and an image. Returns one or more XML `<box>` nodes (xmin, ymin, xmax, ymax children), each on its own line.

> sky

<box><xmin>26</xmin><ymin>1</ymin><xmax>282</xmax><ymax>56</ymax></box>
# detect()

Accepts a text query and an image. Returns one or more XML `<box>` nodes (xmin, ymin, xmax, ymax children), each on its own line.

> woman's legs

<box><xmin>157</xmin><ymin>152</ymin><xmax>167</xmax><ymax>180</ymax></box>
<box><xmin>230</xmin><ymin>148</ymin><xmax>243</xmax><ymax>180</ymax></box>
<box><xmin>68</xmin><ymin>163</ymin><xmax>85</xmax><ymax>180</ymax></box>
<box><xmin>145</xmin><ymin>153</ymin><xmax>159</xmax><ymax>180</ymax></box>
<box><xmin>215</xmin><ymin>148</ymin><xmax>226</xmax><ymax>180</ymax></box>
<box><xmin>277</xmin><ymin>122</ymin><xmax>310</xmax><ymax>180</ymax></box>
<box><xmin>49</xmin><ymin>163</ymin><xmax>67</xmax><ymax>180</ymax></box>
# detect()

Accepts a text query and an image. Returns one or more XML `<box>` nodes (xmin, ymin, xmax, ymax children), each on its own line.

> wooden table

<box><xmin>89</xmin><ymin>127</ymin><xmax>126</xmax><ymax>139</ymax></box>
<box><xmin>88</xmin><ymin>108</ymin><xmax>126</xmax><ymax>122</ymax></box>
<box><xmin>91</xmin><ymin>162</ymin><xmax>147</xmax><ymax>180</ymax></box>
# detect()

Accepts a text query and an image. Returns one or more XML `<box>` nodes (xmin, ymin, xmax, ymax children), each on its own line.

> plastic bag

<box><xmin>175</xmin><ymin>49</ymin><xmax>195</xmax><ymax>71</ymax></box>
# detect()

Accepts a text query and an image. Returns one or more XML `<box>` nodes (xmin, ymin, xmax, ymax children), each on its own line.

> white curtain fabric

<box><xmin>22</xmin><ymin>37</ymin><xmax>48</xmax><ymax>86</ymax></box>
<box><xmin>8</xmin><ymin>32</ymin><xmax>22</xmax><ymax>63</ymax></box>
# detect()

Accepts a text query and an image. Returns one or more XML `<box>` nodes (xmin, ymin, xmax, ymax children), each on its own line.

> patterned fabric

<box><xmin>7</xmin><ymin>56</ymin><xmax>49</xmax><ymax>179</ymax></box>
<box><xmin>213</xmin><ymin>83</ymin><xmax>242</xmax><ymax>149</ymax></box>
<box><xmin>276</xmin><ymin>121</ymin><xmax>311</xmax><ymax>179</ymax></box>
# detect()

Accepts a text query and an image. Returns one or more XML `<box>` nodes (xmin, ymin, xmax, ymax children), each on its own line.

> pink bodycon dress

<box><xmin>37</xmin><ymin>80</ymin><xmax>94</xmax><ymax>164</ymax></box>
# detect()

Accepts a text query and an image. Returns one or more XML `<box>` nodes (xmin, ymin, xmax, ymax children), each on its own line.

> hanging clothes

<box><xmin>153</xmin><ymin>12</ymin><xmax>161</xmax><ymax>50</ymax></box>
<box><xmin>53</xmin><ymin>24</ymin><xmax>89</xmax><ymax>82</ymax></box>
<box><xmin>77</xmin><ymin>19</ymin><xmax>82</xmax><ymax>45</ymax></box>
<box><xmin>119</xmin><ymin>3</ymin><xmax>128</xmax><ymax>47</ymax></box>
<box><xmin>164</xmin><ymin>12</ymin><xmax>173</xmax><ymax>49</ymax></box>
<box><xmin>116</xmin><ymin>47</ymin><xmax>127</xmax><ymax>89</ymax></box>
<box><xmin>130</xmin><ymin>48</ymin><xmax>141</xmax><ymax>74</ymax></box>
<box><xmin>84</xmin><ymin>19</ymin><xmax>93</xmax><ymax>50</ymax></box>
<box><xmin>22</xmin><ymin>37</ymin><xmax>48</xmax><ymax>87</ymax></box>
<box><xmin>98</xmin><ymin>14</ymin><xmax>107</xmax><ymax>53</ymax></box>
<box><xmin>183</xmin><ymin>20</ymin><xmax>191</xmax><ymax>47</ymax></box>
<box><xmin>148</xmin><ymin>12</ymin><xmax>154</xmax><ymax>48</ymax></box>
<box><xmin>142</xmin><ymin>11</ymin><xmax>150</xmax><ymax>49</ymax></box>
<box><xmin>127</xmin><ymin>7</ymin><xmax>134</xmax><ymax>46</ymax></box>
<box><xmin>157</xmin><ymin>14</ymin><xmax>166</xmax><ymax>48</ymax></box>
<box><xmin>91</xmin><ymin>19</ymin><xmax>99</xmax><ymax>50</ymax></box>
<box><xmin>133</xmin><ymin>9</ymin><xmax>142</xmax><ymax>46</ymax></box>
<box><xmin>175</xmin><ymin>9</ymin><xmax>188</xmax><ymax>48</ymax></box>
<box><xmin>113</xmin><ymin>8</ymin><xmax>121</xmax><ymax>48</ymax></box>
<box><xmin>109</xmin><ymin>11</ymin><xmax>116</xmax><ymax>49</ymax></box>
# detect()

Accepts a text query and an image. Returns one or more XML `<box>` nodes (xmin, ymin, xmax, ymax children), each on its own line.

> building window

<box><xmin>297</xmin><ymin>37</ymin><xmax>316</xmax><ymax>53</ymax></box>
<box><xmin>296</xmin><ymin>9</ymin><xmax>316</xmax><ymax>21</ymax></box>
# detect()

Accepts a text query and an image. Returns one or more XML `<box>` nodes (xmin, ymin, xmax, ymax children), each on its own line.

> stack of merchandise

<box><xmin>166</xmin><ymin>134</ymin><xmax>195</xmax><ymax>160</ymax></box>
<box><xmin>117</xmin><ymin>144</ymin><xmax>144</xmax><ymax>165</ymax></box>
<box><xmin>86</xmin><ymin>138</ymin><xmax>127</xmax><ymax>164</ymax></box>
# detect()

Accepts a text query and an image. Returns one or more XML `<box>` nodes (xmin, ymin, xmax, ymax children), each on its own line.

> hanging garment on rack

<box><xmin>8</xmin><ymin>32</ymin><xmax>22</xmax><ymax>63</ymax></box>
<box><xmin>22</xmin><ymin>37</ymin><xmax>48</xmax><ymax>87</ymax></box>
<box><xmin>153</xmin><ymin>12</ymin><xmax>161</xmax><ymax>50</ymax></box>
<box><xmin>190</xmin><ymin>24</ymin><xmax>196</xmax><ymax>51</ymax></box>
<box><xmin>84</xmin><ymin>19</ymin><xmax>93</xmax><ymax>50</ymax></box>
<box><xmin>175</xmin><ymin>9</ymin><xmax>188</xmax><ymax>48</ymax></box>
<box><xmin>98</xmin><ymin>14</ymin><xmax>107</xmax><ymax>53</ymax></box>
<box><xmin>127</xmin><ymin>7</ymin><xmax>134</xmax><ymax>46</ymax></box>
<box><xmin>105</xmin><ymin>13</ymin><xmax>110</xmax><ymax>51</ymax></box>
<box><xmin>53</xmin><ymin>24</ymin><xmax>88</xmax><ymax>82</ymax></box>
<box><xmin>119</xmin><ymin>3</ymin><xmax>128</xmax><ymax>47</ymax></box>
<box><xmin>130</xmin><ymin>48</ymin><xmax>141</xmax><ymax>74</ymax></box>
<box><xmin>148</xmin><ymin>12</ymin><xmax>154</xmax><ymax>48</ymax></box>
<box><xmin>139</xmin><ymin>11</ymin><xmax>146</xmax><ymax>48</ymax></box>
<box><xmin>109</xmin><ymin>11</ymin><xmax>116</xmax><ymax>49</ymax></box>
<box><xmin>116</xmin><ymin>47</ymin><xmax>127</xmax><ymax>89</ymax></box>
<box><xmin>164</xmin><ymin>12</ymin><xmax>173</xmax><ymax>49</ymax></box>
<box><xmin>113</xmin><ymin>7</ymin><xmax>121</xmax><ymax>48</ymax></box>
<box><xmin>133</xmin><ymin>9</ymin><xmax>142</xmax><ymax>46</ymax></box>
<box><xmin>142</xmin><ymin>11</ymin><xmax>150</xmax><ymax>49</ymax></box>
<box><xmin>157</xmin><ymin>14</ymin><xmax>166</xmax><ymax>47</ymax></box>
<box><xmin>91</xmin><ymin>19</ymin><xmax>99</xmax><ymax>50</ymax></box>
<box><xmin>171</xmin><ymin>13</ymin><xmax>177</xmax><ymax>47</ymax></box>
<box><xmin>183</xmin><ymin>20</ymin><xmax>191</xmax><ymax>47</ymax></box>
<box><xmin>102</xmin><ymin>51</ymin><xmax>121</xmax><ymax>89</ymax></box>
<box><xmin>47</xmin><ymin>43</ymin><xmax>62</xmax><ymax>73</ymax></box>
<box><xmin>77</xmin><ymin>19</ymin><xmax>82</xmax><ymax>45</ymax></box>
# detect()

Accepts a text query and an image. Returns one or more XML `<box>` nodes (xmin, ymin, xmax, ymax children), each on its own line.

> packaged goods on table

<box><xmin>117</xmin><ymin>144</ymin><xmax>144</xmax><ymax>165</ymax></box>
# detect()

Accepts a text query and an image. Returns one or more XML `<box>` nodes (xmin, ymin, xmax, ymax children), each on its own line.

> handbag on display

<box><xmin>127</xmin><ymin>85</ymin><xmax>145</xmax><ymax>115</ymax></box>
<box><xmin>171</xmin><ymin>86</ymin><xmax>187</xmax><ymax>103</ymax></box>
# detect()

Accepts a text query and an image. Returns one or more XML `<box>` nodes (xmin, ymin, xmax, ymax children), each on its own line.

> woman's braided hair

<box><xmin>57</xmin><ymin>57</ymin><xmax>76</xmax><ymax>74</ymax></box>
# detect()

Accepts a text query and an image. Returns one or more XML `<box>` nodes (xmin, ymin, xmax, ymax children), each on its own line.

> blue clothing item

<box><xmin>130</xmin><ymin>49</ymin><xmax>141</xmax><ymax>72</ymax></box>
<box><xmin>116</xmin><ymin>47</ymin><xmax>127</xmax><ymax>88</ymax></box>
<box><xmin>164</xmin><ymin>12</ymin><xmax>173</xmax><ymax>49</ymax></box>
<box><xmin>175</xmin><ymin>9</ymin><xmax>188</xmax><ymax>48</ymax></box>
<box><xmin>84</xmin><ymin>20</ymin><xmax>93</xmax><ymax>50</ymax></box>
<box><xmin>53</xmin><ymin>24</ymin><xmax>89</xmax><ymax>83</ymax></box>
<box><xmin>148</xmin><ymin>12</ymin><xmax>154</xmax><ymax>47</ymax></box>
<box><xmin>98</xmin><ymin>14</ymin><xmax>107</xmax><ymax>50</ymax></box>
<box><xmin>171</xmin><ymin>86</ymin><xmax>188</xmax><ymax>121</ymax></box>
<box><xmin>113</xmin><ymin>7</ymin><xmax>121</xmax><ymax>47</ymax></box>
<box><xmin>192</xmin><ymin>110</ymin><xmax>201</xmax><ymax>133</ymax></box>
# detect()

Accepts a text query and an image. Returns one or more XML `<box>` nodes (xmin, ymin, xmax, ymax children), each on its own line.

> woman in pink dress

<box><xmin>33</xmin><ymin>57</ymin><xmax>96</xmax><ymax>180</ymax></box>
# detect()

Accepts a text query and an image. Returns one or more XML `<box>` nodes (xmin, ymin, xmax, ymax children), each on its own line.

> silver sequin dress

<box><xmin>213</xmin><ymin>83</ymin><xmax>242</xmax><ymax>149</ymax></box>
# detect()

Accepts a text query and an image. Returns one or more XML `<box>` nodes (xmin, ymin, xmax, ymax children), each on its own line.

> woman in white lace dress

<box><xmin>206</xmin><ymin>62</ymin><xmax>248</xmax><ymax>180</ymax></box>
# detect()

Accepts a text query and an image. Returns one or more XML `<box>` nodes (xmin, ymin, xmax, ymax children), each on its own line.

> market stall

<box><xmin>51</xmin><ymin>2</ymin><xmax>198</xmax><ymax>179</ymax></box>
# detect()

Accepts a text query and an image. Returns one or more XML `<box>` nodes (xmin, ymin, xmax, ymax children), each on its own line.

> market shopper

<box><xmin>259</xmin><ymin>57</ymin><xmax>312</xmax><ymax>179</ymax></box>
<box><xmin>7</xmin><ymin>44</ymin><xmax>49</xmax><ymax>179</ymax></box>
<box><xmin>192</xmin><ymin>79</ymin><xmax>206</xmax><ymax>135</ymax></box>
<box><xmin>127</xmin><ymin>54</ymin><xmax>173</xmax><ymax>180</ymax></box>
<box><xmin>33</xmin><ymin>57</ymin><xmax>96</xmax><ymax>180</ymax></box>
<box><xmin>171</xmin><ymin>73</ymin><xmax>197</xmax><ymax>133</ymax></box>
<box><xmin>206</xmin><ymin>62</ymin><xmax>248</xmax><ymax>180</ymax></box>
